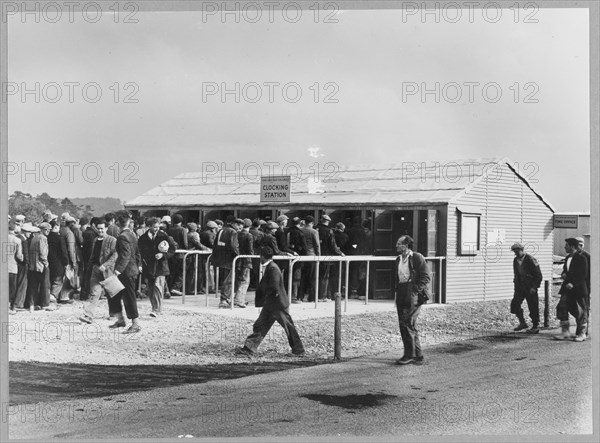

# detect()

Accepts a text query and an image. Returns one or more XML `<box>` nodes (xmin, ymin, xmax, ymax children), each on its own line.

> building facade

<box><xmin>125</xmin><ymin>158</ymin><xmax>555</xmax><ymax>303</ymax></box>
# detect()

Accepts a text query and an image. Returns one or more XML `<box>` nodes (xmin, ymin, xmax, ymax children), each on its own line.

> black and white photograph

<box><xmin>1</xmin><ymin>1</ymin><xmax>598</xmax><ymax>440</ymax></box>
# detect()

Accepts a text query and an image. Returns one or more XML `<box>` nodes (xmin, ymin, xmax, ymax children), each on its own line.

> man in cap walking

<box><xmin>575</xmin><ymin>237</ymin><xmax>591</xmax><ymax>337</ymax></box>
<box><xmin>554</xmin><ymin>238</ymin><xmax>589</xmax><ymax>341</ymax></box>
<box><xmin>510</xmin><ymin>242</ymin><xmax>543</xmax><ymax>334</ymax></box>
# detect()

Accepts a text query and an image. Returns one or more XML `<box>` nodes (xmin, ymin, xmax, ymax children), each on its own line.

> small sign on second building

<box><xmin>554</xmin><ymin>214</ymin><xmax>578</xmax><ymax>229</ymax></box>
<box><xmin>260</xmin><ymin>175</ymin><xmax>291</xmax><ymax>202</ymax></box>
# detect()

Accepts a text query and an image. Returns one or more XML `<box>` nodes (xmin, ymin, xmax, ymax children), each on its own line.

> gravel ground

<box><xmin>8</xmin><ymin>293</ymin><xmax>562</xmax><ymax>366</ymax></box>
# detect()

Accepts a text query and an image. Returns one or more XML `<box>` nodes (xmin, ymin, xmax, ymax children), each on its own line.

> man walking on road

<box><xmin>395</xmin><ymin>235</ymin><xmax>431</xmax><ymax>365</ymax></box>
<box><xmin>510</xmin><ymin>242</ymin><xmax>543</xmax><ymax>334</ymax></box>
<box><xmin>80</xmin><ymin>218</ymin><xmax>117</xmax><ymax>325</ymax></box>
<box><xmin>575</xmin><ymin>236</ymin><xmax>591</xmax><ymax>337</ymax></box>
<box><xmin>237</xmin><ymin>246</ymin><xmax>305</xmax><ymax>357</ymax></box>
<box><xmin>554</xmin><ymin>238</ymin><xmax>588</xmax><ymax>342</ymax></box>
<box><xmin>110</xmin><ymin>213</ymin><xmax>142</xmax><ymax>333</ymax></box>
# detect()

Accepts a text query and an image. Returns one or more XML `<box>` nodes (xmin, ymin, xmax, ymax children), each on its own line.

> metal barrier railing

<box><xmin>179</xmin><ymin>250</ymin><xmax>212</xmax><ymax>306</ymax></box>
<box><xmin>229</xmin><ymin>254</ymin><xmax>446</xmax><ymax>311</ymax></box>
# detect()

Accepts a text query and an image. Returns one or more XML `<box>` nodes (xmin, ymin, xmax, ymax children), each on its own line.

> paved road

<box><xmin>7</xmin><ymin>331</ymin><xmax>594</xmax><ymax>439</ymax></box>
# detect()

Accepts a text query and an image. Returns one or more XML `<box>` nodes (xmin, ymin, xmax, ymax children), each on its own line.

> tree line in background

<box><xmin>8</xmin><ymin>192</ymin><xmax>124</xmax><ymax>223</ymax></box>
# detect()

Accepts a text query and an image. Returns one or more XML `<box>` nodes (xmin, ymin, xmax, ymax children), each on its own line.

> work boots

<box><xmin>553</xmin><ymin>321</ymin><xmax>572</xmax><ymax>340</ymax></box>
<box><xmin>514</xmin><ymin>318</ymin><xmax>528</xmax><ymax>332</ymax></box>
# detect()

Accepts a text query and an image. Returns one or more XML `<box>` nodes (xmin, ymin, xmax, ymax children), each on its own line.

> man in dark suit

<box><xmin>555</xmin><ymin>238</ymin><xmax>589</xmax><ymax>341</ymax></box>
<box><xmin>576</xmin><ymin>237</ymin><xmax>591</xmax><ymax>337</ymax></box>
<box><xmin>110</xmin><ymin>213</ymin><xmax>142</xmax><ymax>333</ymax></box>
<box><xmin>316</xmin><ymin>215</ymin><xmax>344</xmax><ymax>301</ymax></box>
<box><xmin>237</xmin><ymin>246</ymin><xmax>305</xmax><ymax>356</ymax></box>
<box><xmin>510</xmin><ymin>242</ymin><xmax>543</xmax><ymax>334</ymax></box>
<box><xmin>212</xmin><ymin>217</ymin><xmax>243</xmax><ymax>308</ymax></box>
<box><xmin>167</xmin><ymin>213</ymin><xmax>188</xmax><ymax>296</ymax></box>
<box><xmin>395</xmin><ymin>235</ymin><xmax>431</xmax><ymax>365</ymax></box>
<box><xmin>138</xmin><ymin>217</ymin><xmax>174</xmax><ymax>317</ymax></box>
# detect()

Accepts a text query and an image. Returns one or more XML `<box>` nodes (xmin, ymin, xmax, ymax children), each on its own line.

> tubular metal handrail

<box><xmin>229</xmin><ymin>254</ymin><xmax>446</xmax><ymax>312</ymax></box>
<box><xmin>179</xmin><ymin>250</ymin><xmax>212</xmax><ymax>306</ymax></box>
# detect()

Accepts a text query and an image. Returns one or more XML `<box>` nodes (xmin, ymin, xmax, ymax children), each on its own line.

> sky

<box><xmin>4</xmin><ymin>4</ymin><xmax>592</xmax><ymax>212</ymax></box>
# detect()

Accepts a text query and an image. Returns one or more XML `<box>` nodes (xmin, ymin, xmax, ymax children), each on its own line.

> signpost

<box><xmin>260</xmin><ymin>175</ymin><xmax>291</xmax><ymax>203</ymax></box>
<box><xmin>553</xmin><ymin>214</ymin><xmax>578</xmax><ymax>229</ymax></box>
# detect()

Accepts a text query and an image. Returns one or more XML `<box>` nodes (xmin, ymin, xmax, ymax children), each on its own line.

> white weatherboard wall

<box><xmin>446</xmin><ymin>163</ymin><xmax>554</xmax><ymax>302</ymax></box>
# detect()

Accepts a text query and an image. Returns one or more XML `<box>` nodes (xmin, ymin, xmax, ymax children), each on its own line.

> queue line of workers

<box><xmin>7</xmin><ymin>211</ymin><xmax>374</xmax><ymax>317</ymax></box>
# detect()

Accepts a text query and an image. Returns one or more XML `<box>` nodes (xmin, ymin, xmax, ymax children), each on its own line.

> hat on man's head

<box><xmin>266</xmin><ymin>221</ymin><xmax>278</xmax><ymax>230</ymax></box>
<box><xmin>38</xmin><ymin>222</ymin><xmax>51</xmax><ymax>231</ymax></box>
<box><xmin>321</xmin><ymin>214</ymin><xmax>331</xmax><ymax>222</ymax></box>
<box><xmin>214</xmin><ymin>219</ymin><xmax>224</xmax><ymax>226</ymax></box>
<box><xmin>61</xmin><ymin>212</ymin><xmax>70</xmax><ymax>220</ymax></box>
<box><xmin>258</xmin><ymin>219</ymin><xmax>267</xmax><ymax>226</ymax></box>
<box><xmin>575</xmin><ymin>236</ymin><xmax>585</xmax><ymax>245</ymax></box>
<box><xmin>49</xmin><ymin>214</ymin><xmax>59</xmax><ymax>221</ymax></box>
<box><xmin>206</xmin><ymin>221</ymin><xmax>218</xmax><ymax>229</ymax></box>
<box><xmin>336</xmin><ymin>222</ymin><xmax>345</xmax><ymax>231</ymax></box>
<box><xmin>291</xmin><ymin>217</ymin><xmax>301</xmax><ymax>225</ymax></box>
<box><xmin>565</xmin><ymin>237</ymin><xmax>579</xmax><ymax>247</ymax></box>
<box><xmin>15</xmin><ymin>215</ymin><xmax>26</xmax><ymax>222</ymax></box>
<box><xmin>187</xmin><ymin>222</ymin><xmax>198</xmax><ymax>231</ymax></box>
<box><xmin>21</xmin><ymin>222</ymin><xmax>35</xmax><ymax>232</ymax></box>
<box><xmin>276</xmin><ymin>215</ymin><xmax>288</xmax><ymax>223</ymax></box>
<box><xmin>161</xmin><ymin>215</ymin><xmax>172</xmax><ymax>224</ymax></box>
<box><xmin>172</xmin><ymin>214</ymin><xmax>183</xmax><ymax>225</ymax></box>
<box><xmin>243</xmin><ymin>218</ymin><xmax>252</xmax><ymax>228</ymax></box>
<box><xmin>510</xmin><ymin>242</ymin><xmax>524</xmax><ymax>251</ymax></box>
<box><xmin>65</xmin><ymin>216</ymin><xmax>76</xmax><ymax>223</ymax></box>
<box><xmin>233</xmin><ymin>218</ymin><xmax>244</xmax><ymax>226</ymax></box>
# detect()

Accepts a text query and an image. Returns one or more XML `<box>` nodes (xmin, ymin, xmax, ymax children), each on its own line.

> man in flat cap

<box><xmin>510</xmin><ymin>242</ymin><xmax>543</xmax><ymax>334</ymax></box>
<box><xmin>237</xmin><ymin>246</ymin><xmax>305</xmax><ymax>357</ymax></box>
<box><xmin>575</xmin><ymin>237</ymin><xmax>591</xmax><ymax>337</ymax></box>
<box><xmin>213</xmin><ymin>217</ymin><xmax>244</xmax><ymax>308</ymax></box>
<box><xmin>234</xmin><ymin>218</ymin><xmax>254</xmax><ymax>306</ymax></box>
<box><xmin>554</xmin><ymin>238</ymin><xmax>588</xmax><ymax>341</ymax></box>
<box><xmin>316</xmin><ymin>214</ymin><xmax>344</xmax><ymax>301</ymax></box>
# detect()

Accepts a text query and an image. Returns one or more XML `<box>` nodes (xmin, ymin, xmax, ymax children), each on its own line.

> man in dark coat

<box><xmin>234</xmin><ymin>219</ymin><xmax>254</xmax><ymax>307</ymax></box>
<box><xmin>212</xmin><ymin>217</ymin><xmax>243</xmax><ymax>308</ymax></box>
<box><xmin>554</xmin><ymin>238</ymin><xmax>589</xmax><ymax>341</ymax></box>
<box><xmin>138</xmin><ymin>217</ymin><xmax>175</xmax><ymax>317</ymax></box>
<box><xmin>510</xmin><ymin>242</ymin><xmax>543</xmax><ymax>334</ymax></box>
<box><xmin>316</xmin><ymin>215</ymin><xmax>344</xmax><ymax>301</ymax></box>
<box><xmin>167</xmin><ymin>213</ymin><xmax>188</xmax><ymax>295</ymax></box>
<box><xmin>300</xmin><ymin>216</ymin><xmax>320</xmax><ymax>302</ymax></box>
<box><xmin>395</xmin><ymin>235</ymin><xmax>431</xmax><ymax>365</ymax></box>
<box><xmin>237</xmin><ymin>246</ymin><xmax>305</xmax><ymax>356</ymax></box>
<box><xmin>48</xmin><ymin>220</ymin><xmax>70</xmax><ymax>304</ymax></box>
<box><xmin>81</xmin><ymin>217</ymin><xmax>100</xmax><ymax>300</ymax></box>
<box><xmin>576</xmin><ymin>237</ymin><xmax>591</xmax><ymax>337</ymax></box>
<box><xmin>110</xmin><ymin>213</ymin><xmax>142</xmax><ymax>333</ymax></box>
<box><xmin>288</xmin><ymin>217</ymin><xmax>308</xmax><ymax>303</ymax></box>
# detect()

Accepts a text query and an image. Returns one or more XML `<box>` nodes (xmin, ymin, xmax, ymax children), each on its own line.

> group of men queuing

<box><xmin>211</xmin><ymin>214</ymin><xmax>373</xmax><ymax>309</ymax></box>
<box><xmin>509</xmin><ymin>237</ymin><xmax>591</xmax><ymax>342</ymax></box>
<box><xmin>7</xmin><ymin>211</ymin><xmax>145</xmax><ymax>333</ymax></box>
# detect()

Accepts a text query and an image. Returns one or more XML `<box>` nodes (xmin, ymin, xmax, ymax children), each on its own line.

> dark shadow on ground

<box><xmin>9</xmin><ymin>360</ymin><xmax>323</xmax><ymax>405</ymax></box>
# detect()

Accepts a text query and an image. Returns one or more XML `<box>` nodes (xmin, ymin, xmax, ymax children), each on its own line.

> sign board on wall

<box><xmin>260</xmin><ymin>176</ymin><xmax>291</xmax><ymax>202</ymax></box>
<box><xmin>553</xmin><ymin>215</ymin><xmax>578</xmax><ymax>229</ymax></box>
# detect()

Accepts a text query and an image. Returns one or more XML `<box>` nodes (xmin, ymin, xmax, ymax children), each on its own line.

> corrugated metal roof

<box><xmin>125</xmin><ymin>158</ymin><xmax>553</xmax><ymax>209</ymax></box>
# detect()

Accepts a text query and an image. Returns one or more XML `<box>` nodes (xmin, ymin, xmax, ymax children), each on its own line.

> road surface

<box><xmin>6</xmin><ymin>331</ymin><xmax>594</xmax><ymax>439</ymax></box>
